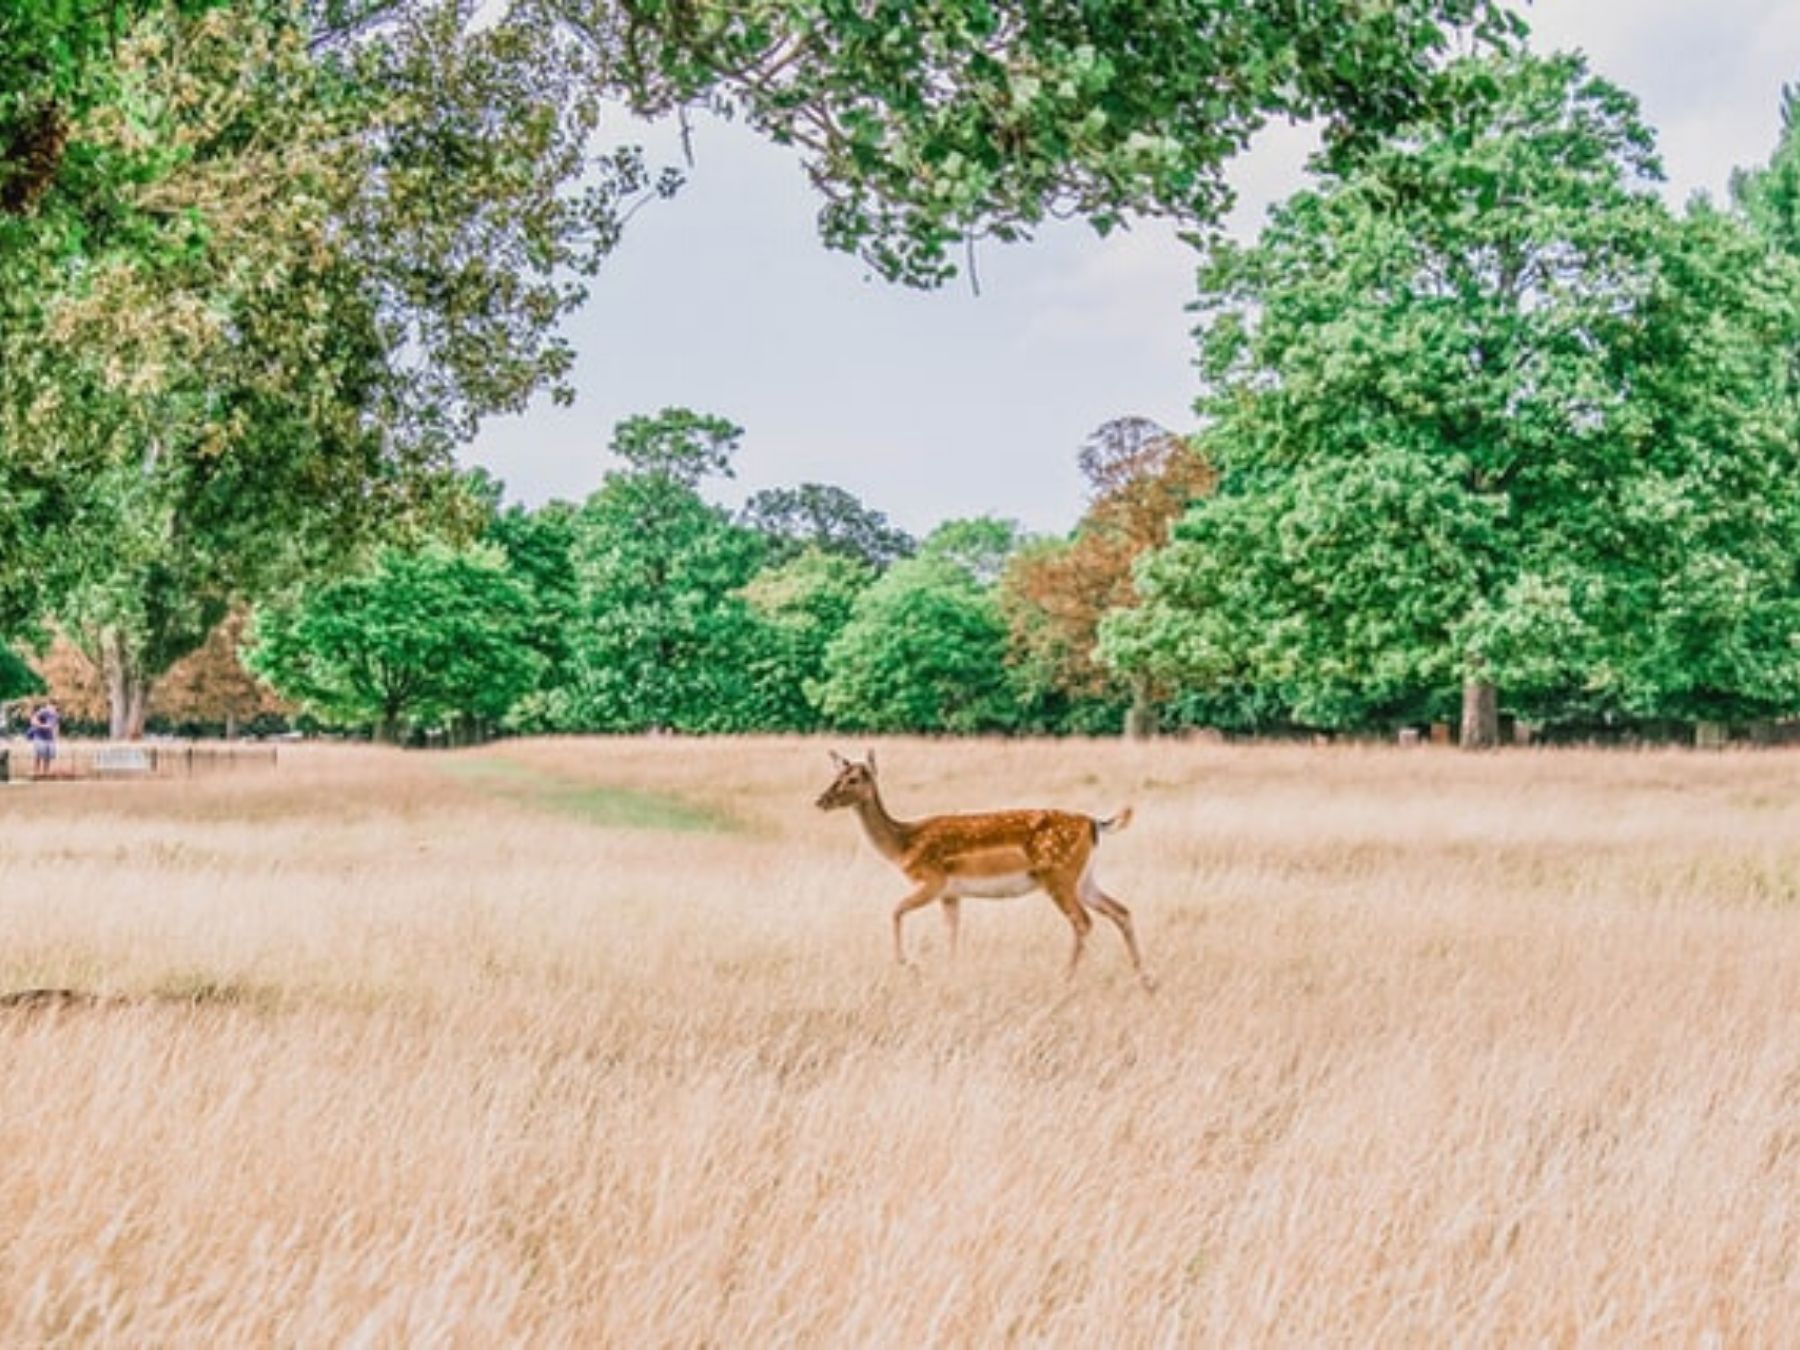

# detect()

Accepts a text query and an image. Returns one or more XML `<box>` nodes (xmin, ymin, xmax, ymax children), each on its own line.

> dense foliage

<box><xmin>815</xmin><ymin>519</ymin><xmax>1026</xmax><ymax>733</ymax></box>
<box><xmin>14</xmin><ymin>9</ymin><xmax>1800</xmax><ymax>745</ymax></box>
<box><xmin>1001</xmin><ymin>418</ymin><xmax>1213</xmax><ymax>735</ymax></box>
<box><xmin>547</xmin><ymin>0</ymin><xmax>1525</xmax><ymax>284</ymax></box>
<box><xmin>1</xmin><ymin>2</ymin><xmax>634</xmax><ymax>736</ymax></box>
<box><xmin>739</xmin><ymin>484</ymin><xmax>916</xmax><ymax>571</ymax></box>
<box><xmin>5</xmin><ymin>0</ymin><xmax>1522</xmax><ymax>737</ymax></box>
<box><xmin>247</xmin><ymin>414</ymin><xmax>1152</xmax><ymax>741</ymax></box>
<box><xmin>1732</xmin><ymin>84</ymin><xmax>1800</xmax><ymax>259</ymax></box>
<box><xmin>249</xmin><ymin>544</ymin><xmax>541</xmax><ymax>741</ymax></box>
<box><xmin>1103</xmin><ymin>53</ymin><xmax>1800</xmax><ymax>743</ymax></box>
<box><xmin>0</xmin><ymin>644</ymin><xmax>44</xmax><ymax>704</ymax></box>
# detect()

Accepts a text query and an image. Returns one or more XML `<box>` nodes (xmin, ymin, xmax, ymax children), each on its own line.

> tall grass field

<box><xmin>2</xmin><ymin>737</ymin><xmax>1797</xmax><ymax>1343</ymax></box>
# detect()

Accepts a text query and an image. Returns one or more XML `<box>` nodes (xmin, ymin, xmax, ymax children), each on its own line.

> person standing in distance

<box><xmin>27</xmin><ymin>701</ymin><xmax>59</xmax><ymax>779</ymax></box>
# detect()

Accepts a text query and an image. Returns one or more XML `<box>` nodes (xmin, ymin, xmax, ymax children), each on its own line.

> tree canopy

<box><xmin>548</xmin><ymin>0</ymin><xmax>1525</xmax><ymax>283</ymax></box>
<box><xmin>554</xmin><ymin>411</ymin><xmax>769</xmax><ymax>732</ymax></box>
<box><xmin>1732</xmin><ymin>83</ymin><xmax>1800</xmax><ymax>258</ymax></box>
<box><xmin>1</xmin><ymin>2</ymin><xmax>634</xmax><ymax>734</ymax></box>
<box><xmin>1002</xmin><ymin>417</ymin><xmax>1211</xmax><ymax>734</ymax></box>
<box><xmin>249</xmin><ymin>543</ymin><xmax>541</xmax><ymax>741</ymax></box>
<box><xmin>0</xmin><ymin>643</ymin><xmax>44</xmax><ymax>704</ymax></box>
<box><xmin>21</xmin><ymin>5</ymin><xmax>1800</xmax><ymax>750</ymax></box>
<box><xmin>1103</xmin><ymin>53</ymin><xmax>1800</xmax><ymax>741</ymax></box>
<box><xmin>739</xmin><ymin>546</ymin><xmax>873</xmax><ymax>731</ymax></box>
<box><xmin>818</xmin><ymin>516</ymin><xmax>1025</xmax><ymax>732</ymax></box>
<box><xmin>3</xmin><ymin>0</ymin><xmax>1536</xmax><ymax>737</ymax></box>
<box><xmin>740</xmin><ymin>483</ymin><xmax>915</xmax><ymax>571</ymax></box>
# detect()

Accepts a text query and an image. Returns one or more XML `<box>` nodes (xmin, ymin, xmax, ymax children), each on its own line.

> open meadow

<box><xmin>2</xmin><ymin>737</ymin><xmax>1798</xmax><ymax>1344</ymax></box>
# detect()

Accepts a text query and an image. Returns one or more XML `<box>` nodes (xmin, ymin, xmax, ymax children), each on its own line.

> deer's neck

<box><xmin>853</xmin><ymin>787</ymin><xmax>912</xmax><ymax>861</ymax></box>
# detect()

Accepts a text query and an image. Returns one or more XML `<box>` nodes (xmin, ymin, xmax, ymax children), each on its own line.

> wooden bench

<box><xmin>93</xmin><ymin>746</ymin><xmax>154</xmax><ymax>776</ymax></box>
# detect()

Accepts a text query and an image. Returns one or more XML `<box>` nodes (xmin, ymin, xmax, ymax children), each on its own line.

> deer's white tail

<box><xmin>1094</xmin><ymin>806</ymin><xmax>1134</xmax><ymax>837</ymax></box>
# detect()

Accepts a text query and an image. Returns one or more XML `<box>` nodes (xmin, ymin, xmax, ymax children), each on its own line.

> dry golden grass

<box><xmin>2</xmin><ymin>736</ymin><xmax>1798</xmax><ymax>1344</ymax></box>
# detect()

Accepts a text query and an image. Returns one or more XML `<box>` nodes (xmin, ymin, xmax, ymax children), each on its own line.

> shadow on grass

<box><xmin>440</xmin><ymin>756</ymin><xmax>738</xmax><ymax>833</ymax></box>
<box><xmin>0</xmin><ymin>977</ymin><xmax>283</xmax><ymax>1017</ymax></box>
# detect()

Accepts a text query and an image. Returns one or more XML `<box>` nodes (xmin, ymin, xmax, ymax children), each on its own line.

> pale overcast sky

<box><xmin>464</xmin><ymin>2</ymin><xmax>1800</xmax><ymax>538</ymax></box>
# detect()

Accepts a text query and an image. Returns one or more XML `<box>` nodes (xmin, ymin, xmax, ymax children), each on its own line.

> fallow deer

<box><xmin>815</xmin><ymin>751</ymin><xmax>1152</xmax><ymax>987</ymax></box>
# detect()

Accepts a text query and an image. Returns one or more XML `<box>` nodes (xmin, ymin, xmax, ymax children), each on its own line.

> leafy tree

<box><xmin>8</xmin><ymin>8</ymin><xmax>391</xmax><ymax>735</ymax></box>
<box><xmin>1104</xmin><ymin>52</ymin><xmax>1800</xmax><ymax>743</ymax></box>
<box><xmin>556</xmin><ymin>411</ymin><xmax>769</xmax><ymax>731</ymax></box>
<box><xmin>739</xmin><ymin>547</ymin><xmax>873</xmax><ymax>730</ymax></box>
<box><xmin>916</xmin><ymin>515</ymin><xmax>1027</xmax><ymax>587</ymax></box>
<box><xmin>149</xmin><ymin>612</ymin><xmax>290</xmax><ymax>737</ymax></box>
<box><xmin>818</xmin><ymin>518</ymin><xmax>1021</xmax><ymax>732</ymax></box>
<box><xmin>483</xmin><ymin>498</ymin><xmax>583</xmax><ymax>730</ymax></box>
<box><xmin>249</xmin><ymin>544</ymin><xmax>542</xmax><ymax>741</ymax></box>
<box><xmin>1593</xmin><ymin>203</ymin><xmax>1800</xmax><ymax>725</ymax></box>
<box><xmin>1732</xmin><ymin>84</ymin><xmax>1800</xmax><ymax>257</ymax></box>
<box><xmin>550</xmin><ymin>0</ymin><xmax>1525</xmax><ymax>284</ymax></box>
<box><xmin>0</xmin><ymin>1</ymin><xmax>224</xmax><ymax>217</ymax></box>
<box><xmin>0</xmin><ymin>643</ymin><xmax>43</xmax><ymax>704</ymax></box>
<box><xmin>740</xmin><ymin>482</ymin><xmax>915</xmax><ymax>570</ymax></box>
<box><xmin>609</xmin><ymin>407</ymin><xmax>744</xmax><ymax>486</ymax></box>
<box><xmin>1</xmin><ymin>3</ymin><xmax>636</xmax><ymax>736</ymax></box>
<box><xmin>1000</xmin><ymin>418</ymin><xmax>1211</xmax><ymax>735</ymax></box>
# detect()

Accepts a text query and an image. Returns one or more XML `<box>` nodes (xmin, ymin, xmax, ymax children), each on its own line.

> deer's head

<box><xmin>815</xmin><ymin>750</ymin><xmax>878</xmax><ymax>811</ymax></box>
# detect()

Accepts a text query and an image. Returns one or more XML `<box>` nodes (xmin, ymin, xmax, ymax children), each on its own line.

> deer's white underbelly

<box><xmin>944</xmin><ymin>872</ymin><xmax>1038</xmax><ymax>899</ymax></box>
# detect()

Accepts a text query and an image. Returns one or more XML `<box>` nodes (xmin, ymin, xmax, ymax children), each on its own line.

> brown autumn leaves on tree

<box><xmin>26</xmin><ymin>614</ymin><xmax>286</xmax><ymax>733</ymax></box>
<box><xmin>1001</xmin><ymin>418</ymin><xmax>1213</xmax><ymax>735</ymax></box>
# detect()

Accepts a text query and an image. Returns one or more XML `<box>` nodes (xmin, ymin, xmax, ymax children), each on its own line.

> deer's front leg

<box><xmin>892</xmin><ymin>879</ymin><xmax>945</xmax><ymax>967</ymax></box>
<box><xmin>941</xmin><ymin>897</ymin><xmax>961</xmax><ymax>960</ymax></box>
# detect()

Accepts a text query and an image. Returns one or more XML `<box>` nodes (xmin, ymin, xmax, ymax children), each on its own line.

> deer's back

<box><xmin>901</xmin><ymin>809</ymin><xmax>1096</xmax><ymax>880</ymax></box>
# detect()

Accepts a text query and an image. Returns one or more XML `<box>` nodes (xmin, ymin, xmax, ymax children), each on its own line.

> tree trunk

<box><xmin>1124</xmin><ymin>678</ymin><xmax>1158</xmax><ymax>741</ymax></box>
<box><xmin>100</xmin><ymin>628</ymin><xmax>151</xmax><ymax>741</ymax></box>
<box><xmin>1460</xmin><ymin>678</ymin><xmax>1499</xmax><ymax>750</ymax></box>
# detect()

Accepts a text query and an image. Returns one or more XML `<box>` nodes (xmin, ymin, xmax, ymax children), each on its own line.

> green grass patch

<box><xmin>441</xmin><ymin>756</ymin><xmax>736</xmax><ymax>833</ymax></box>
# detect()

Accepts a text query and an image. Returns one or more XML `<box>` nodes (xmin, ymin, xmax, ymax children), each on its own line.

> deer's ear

<box><xmin>829</xmin><ymin>750</ymin><xmax>848</xmax><ymax>769</ymax></box>
<box><xmin>865</xmin><ymin>748</ymin><xmax>877</xmax><ymax>774</ymax></box>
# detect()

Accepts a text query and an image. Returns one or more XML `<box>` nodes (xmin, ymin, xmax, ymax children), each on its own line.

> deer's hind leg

<box><xmin>1041</xmin><ymin>875</ymin><xmax>1095</xmax><ymax>979</ymax></box>
<box><xmin>1081</xmin><ymin>870</ymin><xmax>1154</xmax><ymax>989</ymax></box>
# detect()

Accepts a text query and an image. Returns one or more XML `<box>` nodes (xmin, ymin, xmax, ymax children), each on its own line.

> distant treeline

<box><xmin>229</xmin><ymin>412</ymin><xmax>1206</xmax><ymax>744</ymax></box>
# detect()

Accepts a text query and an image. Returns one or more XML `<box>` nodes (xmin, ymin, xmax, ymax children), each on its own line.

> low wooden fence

<box><xmin>0</xmin><ymin>741</ymin><xmax>279</xmax><ymax>782</ymax></box>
